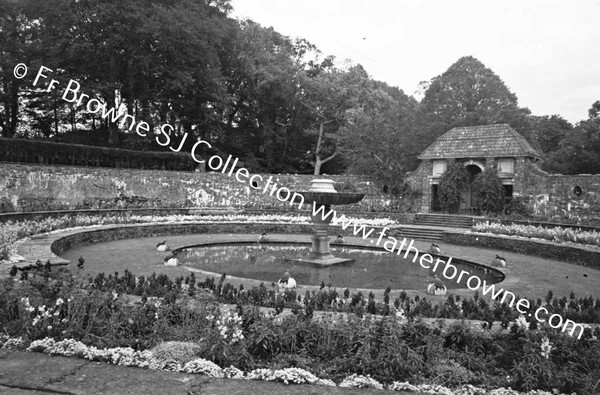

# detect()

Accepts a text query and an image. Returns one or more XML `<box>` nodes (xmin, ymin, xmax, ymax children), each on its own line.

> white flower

<box><xmin>514</xmin><ymin>315</ymin><xmax>528</xmax><ymax>330</ymax></box>
<box><xmin>246</xmin><ymin>368</ymin><xmax>319</xmax><ymax>385</ymax></box>
<box><xmin>316</xmin><ymin>378</ymin><xmax>336</xmax><ymax>387</ymax></box>
<box><xmin>2</xmin><ymin>337</ymin><xmax>25</xmax><ymax>349</ymax></box>
<box><xmin>339</xmin><ymin>374</ymin><xmax>383</xmax><ymax>389</ymax></box>
<box><xmin>183</xmin><ymin>358</ymin><xmax>223</xmax><ymax>377</ymax></box>
<box><xmin>223</xmin><ymin>366</ymin><xmax>244</xmax><ymax>379</ymax></box>
<box><xmin>540</xmin><ymin>337</ymin><xmax>553</xmax><ymax>359</ymax></box>
<box><xmin>388</xmin><ymin>381</ymin><xmax>419</xmax><ymax>391</ymax></box>
<box><xmin>415</xmin><ymin>384</ymin><xmax>455</xmax><ymax>395</ymax></box>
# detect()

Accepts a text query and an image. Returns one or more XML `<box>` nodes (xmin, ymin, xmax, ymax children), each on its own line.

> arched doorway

<box><xmin>460</xmin><ymin>162</ymin><xmax>483</xmax><ymax>212</ymax></box>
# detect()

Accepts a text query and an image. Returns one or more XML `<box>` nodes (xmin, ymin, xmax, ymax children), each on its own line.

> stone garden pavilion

<box><xmin>410</xmin><ymin>124</ymin><xmax>542</xmax><ymax>213</ymax></box>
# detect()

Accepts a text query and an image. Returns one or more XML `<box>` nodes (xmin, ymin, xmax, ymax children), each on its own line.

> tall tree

<box><xmin>544</xmin><ymin>101</ymin><xmax>600</xmax><ymax>174</ymax></box>
<box><xmin>415</xmin><ymin>56</ymin><xmax>534</xmax><ymax>159</ymax></box>
<box><xmin>28</xmin><ymin>0</ymin><xmax>233</xmax><ymax>146</ymax></box>
<box><xmin>588</xmin><ymin>100</ymin><xmax>600</xmax><ymax>119</ymax></box>
<box><xmin>339</xmin><ymin>81</ymin><xmax>417</xmax><ymax>187</ymax></box>
<box><xmin>420</xmin><ymin>56</ymin><xmax>523</xmax><ymax>126</ymax></box>
<box><xmin>404</xmin><ymin>56</ymin><xmax>540</xmax><ymax>172</ymax></box>
<box><xmin>529</xmin><ymin>115</ymin><xmax>572</xmax><ymax>157</ymax></box>
<box><xmin>0</xmin><ymin>0</ymin><xmax>42</xmax><ymax>137</ymax></box>
<box><xmin>299</xmin><ymin>63</ymin><xmax>369</xmax><ymax>175</ymax></box>
<box><xmin>219</xmin><ymin>20</ymin><xmax>305</xmax><ymax>172</ymax></box>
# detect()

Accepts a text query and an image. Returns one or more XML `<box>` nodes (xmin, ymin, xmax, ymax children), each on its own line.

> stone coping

<box><xmin>0</xmin><ymin>207</ymin><xmax>243</xmax><ymax>223</ymax></box>
<box><xmin>166</xmin><ymin>235</ymin><xmax>504</xmax><ymax>297</ymax></box>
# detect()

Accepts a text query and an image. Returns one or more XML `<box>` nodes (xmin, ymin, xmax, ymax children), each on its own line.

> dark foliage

<box><xmin>2</xmin><ymin>268</ymin><xmax>600</xmax><ymax>393</ymax></box>
<box><xmin>472</xmin><ymin>166</ymin><xmax>505</xmax><ymax>214</ymax></box>
<box><xmin>0</xmin><ymin>138</ymin><xmax>195</xmax><ymax>170</ymax></box>
<box><xmin>438</xmin><ymin>162</ymin><xmax>470</xmax><ymax>213</ymax></box>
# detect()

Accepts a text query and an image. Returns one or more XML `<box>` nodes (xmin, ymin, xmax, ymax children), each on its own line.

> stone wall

<box><xmin>0</xmin><ymin>163</ymin><xmax>400</xmax><ymax>213</ymax></box>
<box><xmin>405</xmin><ymin>161</ymin><xmax>431</xmax><ymax>213</ymax></box>
<box><xmin>50</xmin><ymin>223</ymin><xmax>316</xmax><ymax>255</ymax></box>
<box><xmin>520</xmin><ymin>162</ymin><xmax>600</xmax><ymax>222</ymax></box>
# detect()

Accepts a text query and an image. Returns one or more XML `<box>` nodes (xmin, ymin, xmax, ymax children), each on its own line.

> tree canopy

<box><xmin>0</xmin><ymin>1</ymin><xmax>596</xmax><ymax>177</ymax></box>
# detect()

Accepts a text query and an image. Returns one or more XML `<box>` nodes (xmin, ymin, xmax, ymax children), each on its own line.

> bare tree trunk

<box><xmin>53</xmin><ymin>106</ymin><xmax>58</xmax><ymax>136</ymax></box>
<box><xmin>107</xmin><ymin>53</ymin><xmax>119</xmax><ymax>146</ymax></box>
<box><xmin>107</xmin><ymin>88</ymin><xmax>119</xmax><ymax>146</ymax></box>
<box><xmin>314</xmin><ymin>160</ymin><xmax>321</xmax><ymax>176</ymax></box>
<box><xmin>8</xmin><ymin>82</ymin><xmax>19</xmax><ymax>137</ymax></box>
<box><xmin>313</xmin><ymin>121</ymin><xmax>336</xmax><ymax>175</ymax></box>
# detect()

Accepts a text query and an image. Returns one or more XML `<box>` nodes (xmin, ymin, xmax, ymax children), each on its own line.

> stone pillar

<box><xmin>308</xmin><ymin>204</ymin><xmax>335</xmax><ymax>260</ymax></box>
<box><xmin>513</xmin><ymin>158</ymin><xmax>526</xmax><ymax>196</ymax></box>
<box><xmin>420</xmin><ymin>160</ymin><xmax>433</xmax><ymax>213</ymax></box>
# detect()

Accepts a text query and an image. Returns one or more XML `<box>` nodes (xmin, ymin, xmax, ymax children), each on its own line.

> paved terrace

<box><xmin>0</xmin><ymin>349</ymin><xmax>413</xmax><ymax>395</ymax></box>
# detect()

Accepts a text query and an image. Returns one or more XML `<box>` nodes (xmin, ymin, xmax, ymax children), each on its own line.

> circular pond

<box><xmin>178</xmin><ymin>243</ymin><xmax>503</xmax><ymax>289</ymax></box>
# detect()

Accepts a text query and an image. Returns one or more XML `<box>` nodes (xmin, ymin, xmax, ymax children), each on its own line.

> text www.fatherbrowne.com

<box><xmin>311</xmin><ymin>203</ymin><xmax>587</xmax><ymax>340</ymax></box>
<box><xmin>15</xmin><ymin>63</ymin><xmax>587</xmax><ymax>339</ymax></box>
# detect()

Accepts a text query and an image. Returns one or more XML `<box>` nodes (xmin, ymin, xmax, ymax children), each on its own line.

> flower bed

<box><xmin>444</xmin><ymin>230</ymin><xmax>600</xmax><ymax>269</ymax></box>
<box><xmin>0</xmin><ymin>335</ymin><xmax>581</xmax><ymax>394</ymax></box>
<box><xmin>1</xmin><ymin>269</ymin><xmax>598</xmax><ymax>394</ymax></box>
<box><xmin>473</xmin><ymin>221</ymin><xmax>600</xmax><ymax>249</ymax></box>
<box><xmin>73</xmin><ymin>269</ymin><xmax>600</xmax><ymax>326</ymax></box>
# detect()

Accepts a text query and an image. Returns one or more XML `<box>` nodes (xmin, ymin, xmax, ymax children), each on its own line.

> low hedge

<box><xmin>0</xmin><ymin>138</ymin><xmax>196</xmax><ymax>171</ymax></box>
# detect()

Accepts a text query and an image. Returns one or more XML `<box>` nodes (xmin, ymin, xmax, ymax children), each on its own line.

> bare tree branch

<box><xmin>320</xmin><ymin>152</ymin><xmax>337</xmax><ymax>164</ymax></box>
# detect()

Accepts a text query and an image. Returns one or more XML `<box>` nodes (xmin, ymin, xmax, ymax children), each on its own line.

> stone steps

<box><xmin>414</xmin><ymin>213</ymin><xmax>475</xmax><ymax>229</ymax></box>
<box><xmin>389</xmin><ymin>227</ymin><xmax>445</xmax><ymax>241</ymax></box>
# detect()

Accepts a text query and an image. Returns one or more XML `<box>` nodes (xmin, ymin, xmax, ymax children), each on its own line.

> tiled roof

<box><xmin>418</xmin><ymin>124</ymin><xmax>541</xmax><ymax>160</ymax></box>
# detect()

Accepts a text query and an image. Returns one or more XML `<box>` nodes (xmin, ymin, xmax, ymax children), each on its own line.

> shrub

<box><xmin>439</xmin><ymin>162</ymin><xmax>470</xmax><ymax>213</ymax></box>
<box><xmin>0</xmin><ymin>137</ymin><xmax>196</xmax><ymax>171</ymax></box>
<box><xmin>150</xmin><ymin>341</ymin><xmax>202</xmax><ymax>364</ymax></box>
<box><xmin>503</xmin><ymin>196</ymin><xmax>533</xmax><ymax>217</ymax></box>
<box><xmin>472</xmin><ymin>167</ymin><xmax>505</xmax><ymax>214</ymax></box>
<box><xmin>0</xmin><ymin>197</ymin><xmax>15</xmax><ymax>213</ymax></box>
<box><xmin>182</xmin><ymin>358</ymin><xmax>223</xmax><ymax>377</ymax></box>
<box><xmin>2</xmin><ymin>269</ymin><xmax>600</xmax><ymax>394</ymax></box>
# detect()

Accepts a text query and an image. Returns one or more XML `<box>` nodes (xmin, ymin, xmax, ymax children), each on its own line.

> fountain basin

<box><xmin>297</xmin><ymin>192</ymin><xmax>365</xmax><ymax>205</ymax></box>
<box><xmin>177</xmin><ymin>242</ymin><xmax>504</xmax><ymax>289</ymax></box>
<box><xmin>292</xmin><ymin>179</ymin><xmax>366</xmax><ymax>266</ymax></box>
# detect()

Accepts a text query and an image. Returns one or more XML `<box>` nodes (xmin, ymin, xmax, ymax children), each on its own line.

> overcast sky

<box><xmin>230</xmin><ymin>0</ymin><xmax>600</xmax><ymax>124</ymax></box>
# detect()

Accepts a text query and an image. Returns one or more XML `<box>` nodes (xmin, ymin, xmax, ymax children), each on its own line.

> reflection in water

<box><xmin>178</xmin><ymin>244</ymin><xmax>500</xmax><ymax>290</ymax></box>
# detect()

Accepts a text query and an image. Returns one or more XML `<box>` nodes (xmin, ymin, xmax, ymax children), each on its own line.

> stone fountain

<box><xmin>286</xmin><ymin>179</ymin><xmax>365</xmax><ymax>267</ymax></box>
